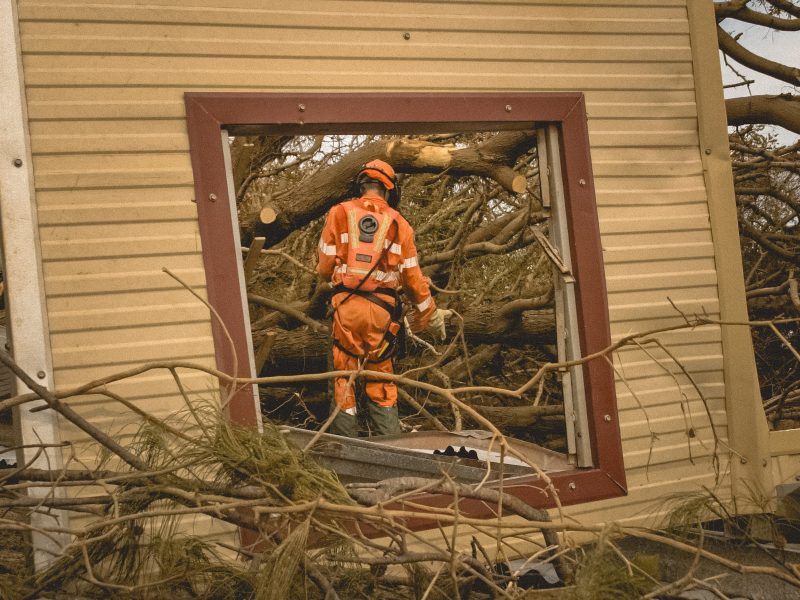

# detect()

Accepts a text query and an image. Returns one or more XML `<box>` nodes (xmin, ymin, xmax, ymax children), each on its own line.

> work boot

<box><xmin>329</xmin><ymin>409</ymin><xmax>357</xmax><ymax>438</ymax></box>
<box><xmin>367</xmin><ymin>403</ymin><xmax>400</xmax><ymax>436</ymax></box>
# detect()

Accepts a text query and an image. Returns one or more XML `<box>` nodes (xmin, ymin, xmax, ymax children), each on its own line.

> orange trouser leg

<box><xmin>332</xmin><ymin>348</ymin><xmax>397</xmax><ymax>410</ymax></box>
<box><xmin>364</xmin><ymin>357</ymin><xmax>397</xmax><ymax>408</ymax></box>
<box><xmin>332</xmin><ymin>347</ymin><xmax>358</xmax><ymax>415</ymax></box>
<box><xmin>330</xmin><ymin>294</ymin><xmax>398</xmax><ymax>436</ymax></box>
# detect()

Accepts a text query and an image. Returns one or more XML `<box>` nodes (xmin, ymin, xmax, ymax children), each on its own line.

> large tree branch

<box><xmin>387</xmin><ymin>138</ymin><xmax>529</xmax><ymax>192</ymax></box>
<box><xmin>748</xmin><ymin>293</ymin><xmax>800</xmax><ymax>314</ymax></box>
<box><xmin>243</xmin><ymin>131</ymin><xmax>536</xmax><ymax>247</ymax></box>
<box><xmin>248</xmin><ymin>292</ymin><xmax>327</xmax><ymax>332</ymax></box>
<box><xmin>716</xmin><ymin>1</ymin><xmax>800</xmax><ymax>30</ymax></box>
<box><xmin>498</xmin><ymin>294</ymin><xmax>553</xmax><ymax>319</ymax></box>
<box><xmin>470</xmin><ymin>403</ymin><xmax>564</xmax><ymax>428</ymax></box>
<box><xmin>465</xmin><ymin>208</ymin><xmax>525</xmax><ymax>244</ymax></box>
<box><xmin>726</xmin><ymin>94</ymin><xmax>800</xmax><ymax>135</ymax></box>
<box><xmin>766</xmin><ymin>0</ymin><xmax>800</xmax><ymax>19</ymax></box>
<box><xmin>717</xmin><ymin>26</ymin><xmax>800</xmax><ymax>86</ymax></box>
<box><xmin>441</xmin><ymin>344</ymin><xmax>500</xmax><ymax>383</ymax></box>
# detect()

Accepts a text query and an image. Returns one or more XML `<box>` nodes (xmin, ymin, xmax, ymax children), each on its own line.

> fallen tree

<box><xmin>239</xmin><ymin>131</ymin><xmax>537</xmax><ymax>247</ymax></box>
<box><xmin>236</xmin><ymin>130</ymin><xmax>563</xmax><ymax>445</ymax></box>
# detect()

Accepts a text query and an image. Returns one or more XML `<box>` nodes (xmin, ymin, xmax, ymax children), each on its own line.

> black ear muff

<box><xmin>356</xmin><ymin>162</ymin><xmax>400</xmax><ymax>207</ymax></box>
<box><xmin>388</xmin><ymin>183</ymin><xmax>401</xmax><ymax>209</ymax></box>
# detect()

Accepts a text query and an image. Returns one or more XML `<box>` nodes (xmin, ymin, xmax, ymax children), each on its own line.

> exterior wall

<box><xmin>12</xmin><ymin>0</ymin><xmax>771</xmax><ymax>545</ymax></box>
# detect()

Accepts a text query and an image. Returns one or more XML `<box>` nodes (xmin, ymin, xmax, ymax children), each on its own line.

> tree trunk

<box><xmin>460</xmin><ymin>305</ymin><xmax>554</xmax><ymax>346</ymax></box>
<box><xmin>257</xmin><ymin>305</ymin><xmax>554</xmax><ymax>375</ymax></box>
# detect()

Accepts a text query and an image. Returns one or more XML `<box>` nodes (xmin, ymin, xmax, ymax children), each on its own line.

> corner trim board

<box><xmin>0</xmin><ymin>0</ymin><xmax>68</xmax><ymax>567</ymax></box>
<box><xmin>686</xmin><ymin>0</ymin><xmax>774</xmax><ymax>502</ymax></box>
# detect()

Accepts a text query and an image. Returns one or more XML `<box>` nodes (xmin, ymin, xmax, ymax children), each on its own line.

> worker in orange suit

<box><xmin>316</xmin><ymin>159</ymin><xmax>449</xmax><ymax>437</ymax></box>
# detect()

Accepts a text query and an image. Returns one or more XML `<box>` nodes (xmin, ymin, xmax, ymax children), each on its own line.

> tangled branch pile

<box><xmin>234</xmin><ymin>131</ymin><xmax>566</xmax><ymax>448</ymax></box>
<box><xmin>2</xmin><ymin>314</ymin><xmax>800</xmax><ymax>598</ymax></box>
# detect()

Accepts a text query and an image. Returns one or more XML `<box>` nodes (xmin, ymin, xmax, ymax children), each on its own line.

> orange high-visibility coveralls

<box><xmin>317</xmin><ymin>192</ymin><xmax>436</xmax><ymax>417</ymax></box>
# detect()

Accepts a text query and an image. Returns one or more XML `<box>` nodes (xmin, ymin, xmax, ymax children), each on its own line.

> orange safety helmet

<box><xmin>356</xmin><ymin>159</ymin><xmax>401</xmax><ymax>208</ymax></box>
<box><xmin>357</xmin><ymin>159</ymin><xmax>396</xmax><ymax>190</ymax></box>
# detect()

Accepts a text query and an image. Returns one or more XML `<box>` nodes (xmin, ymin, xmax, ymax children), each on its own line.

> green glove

<box><xmin>427</xmin><ymin>308</ymin><xmax>452</xmax><ymax>342</ymax></box>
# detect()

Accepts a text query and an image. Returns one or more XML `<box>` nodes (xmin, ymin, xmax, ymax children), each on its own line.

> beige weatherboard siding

<box><xmin>9</xmin><ymin>0</ymin><xmax>779</xmax><ymax>551</ymax></box>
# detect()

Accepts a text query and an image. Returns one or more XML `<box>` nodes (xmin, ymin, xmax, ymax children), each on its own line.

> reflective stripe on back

<box><xmin>372</xmin><ymin>214</ymin><xmax>393</xmax><ymax>254</ymax></box>
<box><xmin>336</xmin><ymin>264</ymin><xmax>398</xmax><ymax>284</ymax></box>
<box><xmin>347</xmin><ymin>207</ymin><xmax>360</xmax><ymax>249</ymax></box>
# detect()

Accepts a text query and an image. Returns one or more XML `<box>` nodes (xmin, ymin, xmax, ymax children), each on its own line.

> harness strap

<box><xmin>330</xmin><ymin>200</ymin><xmax>404</xmax><ymax>362</ymax></box>
<box><xmin>332</xmin><ymin>284</ymin><xmax>400</xmax><ymax>320</ymax></box>
<box><xmin>331</xmin><ymin>284</ymin><xmax>404</xmax><ymax>362</ymax></box>
<box><xmin>333</xmin><ymin>337</ymin><xmax>395</xmax><ymax>363</ymax></box>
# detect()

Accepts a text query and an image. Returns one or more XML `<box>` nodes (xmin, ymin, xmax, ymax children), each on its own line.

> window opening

<box><xmin>227</xmin><ymin>128</ymin><xmax>593</xmax><ymax>474</ymax></box>
<box><xmin>184</xmin><ymin>91</ymin><xmax>625</xmax><ymax>509</ymax></box>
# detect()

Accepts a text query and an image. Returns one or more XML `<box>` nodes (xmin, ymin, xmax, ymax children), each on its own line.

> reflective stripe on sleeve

<box><xmin>399</xmin><ymin>256</ymin><xmax>418</xmax><ymax>271</ymax></box>
<box><xmin>340</xmin><ymin>232</ymin><xmax>349</xmax><ymax>244</ymax></box>
<box><xmin>417</xmin><ymin>296</ymin><xmax>432</xmax><ymax>312</ymax></box>
<box><xmin>388</xmin><ymin>242</ymin><xmax>402</xmax><ymax>254</ymax></box>
<box><xmin>319</xmin><ymin>240</ymin><xmax>337</xmax><ymax>256</ymax></box>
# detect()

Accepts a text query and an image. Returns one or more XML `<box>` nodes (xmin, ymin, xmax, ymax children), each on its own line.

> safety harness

<box><xmin>332</xmin><ymin>199</ymin><xmax>405</xmax><ymax>362</ymax></box>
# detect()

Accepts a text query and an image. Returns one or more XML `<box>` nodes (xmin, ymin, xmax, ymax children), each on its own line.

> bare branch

<box><xmin>717</xmin><ymin>26</ymin><xmax>800</xmax><ymax>86</ymax></box>
<box><xmin>0</xmin><ymin>349</ymin><xmax>150</xmax><ymax>472</ymax></box>
<box><xmin>247</xmin><ymin>292</ymin><xmax>328</xmax><ymax>332</ymax></box>
<box><xmin>716</xmin><ymin>1</ymin><xmax>800</xmax><ymax>30</ymax></box>
<box><xmin>766</xmin><ymin>0</ymin><xmax>800</xmax><ymax>19</ymax></box>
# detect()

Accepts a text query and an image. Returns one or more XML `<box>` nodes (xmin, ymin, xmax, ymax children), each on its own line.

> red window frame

<box><xmin>184</xmin><ymin>92</ymin><xmax>626</xmax><ymax>511</ymax></box>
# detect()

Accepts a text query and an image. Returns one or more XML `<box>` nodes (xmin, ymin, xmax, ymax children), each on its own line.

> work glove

<box><xmin>427</xmin><ymin>308</ymin><xmax>452</xmax><ymax>342</ymax></box>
